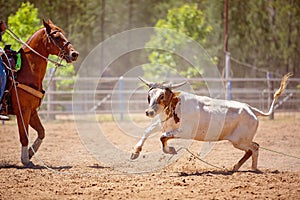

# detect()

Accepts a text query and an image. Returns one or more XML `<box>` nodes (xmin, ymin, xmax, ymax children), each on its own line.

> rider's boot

<box><xmin>0</xmin><ymin>103</ymin><xmax>9</xmax><ymax>120</ymax></box>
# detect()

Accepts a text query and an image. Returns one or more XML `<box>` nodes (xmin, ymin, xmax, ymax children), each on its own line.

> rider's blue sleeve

<box><xmin>0</xmin><ymin>57</ymin><xmax>6</xmax><ymax>100</ymax></box>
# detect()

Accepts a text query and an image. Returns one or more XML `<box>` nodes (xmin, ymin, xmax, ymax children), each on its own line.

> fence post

<box><xmin>267</xmin><ymin>72</ymin><xmax>274</xmax><ymax>120</ymax></box>
<box><xmin>119</xmin><ymin>76</ymin><xmax>124</xmax><ymax>121</ymax></box>
<box><xmin>225</xmin><ymin>51</ymin><xmax>232</xmax><ymax>100</ymax></box>
<box><xmin>47</xmin><ymin>68</ymin><xmax>56</xmax><ymax>120</ymax></box>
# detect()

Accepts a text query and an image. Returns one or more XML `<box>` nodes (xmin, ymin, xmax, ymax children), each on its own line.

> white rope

<box><xmin>3</xmin><ymin>51</ymin><xmax>43</xmax><ymax>165</ymax></box>
<box><xmin>2</xmin><ymin>44</ymin><xmax>68</xmax><ymax>174</ymax></box>
<box><xmin>171</xmin><ymin>145</ymin><xmax>300</xmax><ymax>171</ymax></box>
<box><xmin>169</xmin><ymin>147</ymin><xmax>227</xmax><ymax>171</ymax></box>
<box><xmin>260</xmin><ymin>146</ymin><xmax>300</xmax><ymax>160</ymax></box>
<box><xmin>1</xmin><ymin>26</ymin><xmax>73</xmax><ymax>173</ymax></box>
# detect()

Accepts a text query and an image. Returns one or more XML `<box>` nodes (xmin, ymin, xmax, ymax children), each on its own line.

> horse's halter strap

<box><xmin>47</xmin><ymin>30</ymin><xmax>71</xmax><ymax>58</ymax></box>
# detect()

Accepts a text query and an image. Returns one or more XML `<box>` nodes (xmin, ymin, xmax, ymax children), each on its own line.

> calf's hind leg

<box><xmin>250</xmin><ymin>142</ymin><xmax>259</xmax><ymax>171</ymax></box>
<box><xmin>28</xmin><ymin>110</ymin><xmax>45</xmax><ymax>159</ymax></box>
<box><xmin>232</xmin><ymin>142</ymin><xmax>259</xmax><ymax>171</ymax></box>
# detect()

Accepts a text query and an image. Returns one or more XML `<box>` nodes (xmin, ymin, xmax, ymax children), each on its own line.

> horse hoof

<box><xmin>130</xmin><ymin>152</ymin><xmax>140</xmax><ymax>160</ymax></box>
<box><xmin>24</xmin><ymin>161</ymin><xmax>34</xmax><ymax>168</ymax></box>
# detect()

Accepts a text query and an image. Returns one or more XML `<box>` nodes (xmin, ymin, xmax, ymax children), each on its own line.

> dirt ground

<box><xmin>0</xmin><ymin>113</ymin><xmax>299</xmax><ymax>199</ymax></box>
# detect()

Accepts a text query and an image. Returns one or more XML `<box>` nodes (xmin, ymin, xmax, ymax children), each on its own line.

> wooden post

<box><xmin>224</xmin><ymin>0</ymin><xmax>228</xmax><ymax>54</ymax></box>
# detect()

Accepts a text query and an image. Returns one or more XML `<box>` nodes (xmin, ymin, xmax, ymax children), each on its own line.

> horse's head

<box><xmin>42</xmin><ymin>19</ymin><xmax>79</xmax><ymax>63</ymax></box>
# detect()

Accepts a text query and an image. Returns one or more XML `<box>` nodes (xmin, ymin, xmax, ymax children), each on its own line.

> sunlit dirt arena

<box><xmin>0</xmin><ymin>113</ymin><xmax>299</xmax><ymax>199</ymax></box>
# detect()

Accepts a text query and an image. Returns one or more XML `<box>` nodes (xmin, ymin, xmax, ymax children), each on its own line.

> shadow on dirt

<box><xmin>0</xmin><ymin>162</ymin><xmax>72</xmax><ymax>170</ymax></box>
<box><xmin>178</xmin><ymin>169</ymin><xmax>264</xmax><ymax>177</ymax></box>
<box><xmin>88</xmin><ymin>164</ymin><xmax>111</xmax><ymax>169</ymax></box>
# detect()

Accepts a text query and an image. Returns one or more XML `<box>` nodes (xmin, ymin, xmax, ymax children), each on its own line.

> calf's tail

<box><xmin>251</xmin><ymin>73</ymin><xmax>292</xmax><ymax>117</ymax></box>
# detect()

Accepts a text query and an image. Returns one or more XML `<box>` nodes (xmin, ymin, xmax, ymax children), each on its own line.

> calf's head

<box><xmin>139</xmin><ymin>77</ymin><xmax>186</xmax><ymax>118</ymax></box>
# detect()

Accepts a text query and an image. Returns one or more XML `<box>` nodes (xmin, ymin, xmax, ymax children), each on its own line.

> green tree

<box><xmin>143</xmin><ymin>4</ymin><xmax>212</xmax><ymax>79</ymax></box>
<box><xmin>2</xmin><ymin>2</ymin><xmax>41</xmax><ymax>50</ymax></box>
<box><xmin>204</xmin><ymin>0</ymin><xmax>300</xmax><ymax>78</ymax></box>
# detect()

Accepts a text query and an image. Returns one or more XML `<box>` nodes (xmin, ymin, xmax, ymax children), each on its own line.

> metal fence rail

<box><xmin>39</xmin><ymin>77</ymin><xmax>300</xmax><ymax>119</ymax></box>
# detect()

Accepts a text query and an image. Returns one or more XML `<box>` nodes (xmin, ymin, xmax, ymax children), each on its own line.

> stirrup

<box><xmin>0</xmin><ymin>114</ymin><xmax>9</xmax><ymax>120</ymax></box>
<box><xmin>0</xmin><ymin>104</ymin><xmax>9</xmax><ymax>120</ymax></box>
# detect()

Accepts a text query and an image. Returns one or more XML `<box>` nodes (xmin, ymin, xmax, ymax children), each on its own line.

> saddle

<box><xmin>3</xmin><ymin>45</ymin><xmax>21</xmax><ymax>71</ymax></box>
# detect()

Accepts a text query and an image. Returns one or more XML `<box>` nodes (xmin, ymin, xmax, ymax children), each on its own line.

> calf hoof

<box><xmin>251</xmin><ymin>167</ymin><xmax>262</xmax><ymax>173</ymax></box>
<box><xmin>163</xmin><ymin>146</ymin><xmax>177</xmax><ymax>155</ymax></box>
<box><xmin>232</xmin><ymin>164</ymin><xmax>240</xmax><ymax>172</ymax></box>
<box><xmin>130</xmin><ymin>152</ymin><xmax>140</xmax><ymax>160</ymax></box>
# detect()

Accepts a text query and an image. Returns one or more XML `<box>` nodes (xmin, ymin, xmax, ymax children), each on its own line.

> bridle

<box><xmin>46</xmin><ymin>29</ymin><xmax>72</xmax><ymax>62</ymax></box>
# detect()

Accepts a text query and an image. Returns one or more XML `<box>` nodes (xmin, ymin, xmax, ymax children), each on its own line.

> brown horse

<box><xmin>5</xmin><ymin>19</ymin><xmax>78</xmax><ymax>166</ymax></box>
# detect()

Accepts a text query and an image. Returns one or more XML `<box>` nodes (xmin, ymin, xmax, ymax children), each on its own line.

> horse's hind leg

<box><xmin>28</xmin><ymin>110</ymin><xmax>45</xmax><ymax>159</ymax></box>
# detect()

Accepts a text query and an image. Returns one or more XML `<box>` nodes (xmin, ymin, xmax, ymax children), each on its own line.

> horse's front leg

<box><xmin>28</xmin><ymin>110</ymin><xmax>44</xmax><ymax>160</ymax></box>
<box><xmin>16</xmin><ymin>111</ymin><xmax>31</xmax><ymax>166</ymax></box>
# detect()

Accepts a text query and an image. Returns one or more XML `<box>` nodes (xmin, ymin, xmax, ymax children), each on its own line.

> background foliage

<box><xmin>0</xmin><ymin>0</ymin><xmax>299</xmax><ymax>78</ymax></box>
<box><xmin>143</xmin><ymin>4</ymin><xmax>212</xmax><ymax>79</ymax></box>
<box><xmin>2</xmin><ymin>2</ymin><xmax>40</xmax><ymax>50</ymax></box>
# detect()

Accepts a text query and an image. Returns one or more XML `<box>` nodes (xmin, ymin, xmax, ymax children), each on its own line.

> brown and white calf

<box><xmin>131</xmin><ymin>74</ymin><xmax>292</xmax><ymax>171</ymax></box>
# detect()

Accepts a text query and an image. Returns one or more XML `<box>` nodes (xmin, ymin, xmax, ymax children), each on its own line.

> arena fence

<box><xmin>39</xmin><ymin>77</ymin><xmax>300</xmax><ymax>120</ymax></box>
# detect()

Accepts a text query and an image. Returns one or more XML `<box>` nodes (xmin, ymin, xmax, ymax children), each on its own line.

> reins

<box><xmin>6</xmin><ymin>27</ymin><xmax>65</xmax><ymax>67</ymax></box>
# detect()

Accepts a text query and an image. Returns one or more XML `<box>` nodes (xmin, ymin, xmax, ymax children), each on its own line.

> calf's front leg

<box><xmin>160</xmin><ymin>126</ymin><xmax>195</xmax><ymax>155</ymax></box>
<box><xmin>160</xmin><ymin>131</ymin><xmax>177</xmax><ymax>154</ymax></box>
<box><xmin>131</xmin><ymin>119</ymin><xmax>161</xmax><ymax>159</ymax></box>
